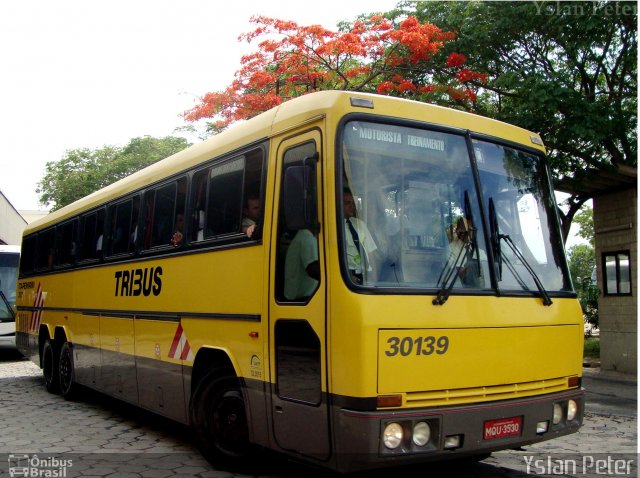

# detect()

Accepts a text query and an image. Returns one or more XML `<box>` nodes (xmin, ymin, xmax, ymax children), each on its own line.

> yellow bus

<box><xmin>16</xmin><ymin>91</ymin><xmax>584</xmax><ymax>472</ymax></box>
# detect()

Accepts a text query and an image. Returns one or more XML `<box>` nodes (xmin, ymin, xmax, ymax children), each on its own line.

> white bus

<box><xmin>0</xmin><ymin>245</ymin><xmax>20</xmax><ymax>348</ymax></box>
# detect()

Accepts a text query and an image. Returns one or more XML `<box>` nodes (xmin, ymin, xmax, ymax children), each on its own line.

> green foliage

<box><xmin>567</xmin><ymin>203</ymin><xmax>598</xmax><ymax>329</ymax></box>
<box><xmin>37</xmin><ymin>136</ymin><xmax>190</xmax><ymax>211</ymax></box>
<box><xmin>568</xmin><ymin>243</ymin><xmax>599</xmax><ymax>330</ymax></box>
<box><xmin>581</xmin><ymin>291</ymin><xmax>599</xmax><ymax>331</ymax></box>
<box><xmin>568</xmin><ymin>244</ymin><xmax>595</xmax><ymax>287</ymax></box>
<box><xmin>404</xmin><ymin>1</ymin><xmax>636</xmax><ymax>172</ymax></box>
<box><xmin>573</xmin><ymin>206</ymin><xmax>595</xmax><ymax>247</ymax></box>
<box><xmin>584</xmin><ymin>336</ymin><xmax>600</xmax><ymax>357</ymax></box>
<box><xmin>399</xmin><ymin>1</ymin><xmax>637</xmax><ymax>240</ymax></box>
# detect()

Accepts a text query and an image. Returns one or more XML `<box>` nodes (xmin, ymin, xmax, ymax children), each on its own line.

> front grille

<box><xmin>405</xmin><ymin>377</ymin><xmax>568</xmax><ymax>407</ymax></box>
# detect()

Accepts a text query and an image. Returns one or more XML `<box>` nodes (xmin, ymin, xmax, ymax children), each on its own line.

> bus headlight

<box><xmin>412</xmin><ymin>421</ymin><xmax>431</xmax><ymax>446</ymax></box>
<box><xmin>553</xmin><ymin>403</ymin><xmax>563</xmax><ymax>424</ymax></box>
<box><xmin>382</xmin><ymin>422</ymin><xmax>403</xmax><ymax>449</ymax></box>
<box><xmin>567</xmin><ymin>400</ymin><xmax>578</xmax><ymax>421</ymax></box>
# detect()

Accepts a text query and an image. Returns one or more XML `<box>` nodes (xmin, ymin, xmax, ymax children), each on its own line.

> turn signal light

<box><xmin>377</xmin><ymin>394</ymin><xmax>402</xmax><ymax>408</ymax></box>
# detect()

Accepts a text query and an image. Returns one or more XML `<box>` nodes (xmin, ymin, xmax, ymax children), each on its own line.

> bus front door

<box><xmin>269</xmin><ymin>129</ymin><xmax>330</xmax><ymax>460</ymax></box>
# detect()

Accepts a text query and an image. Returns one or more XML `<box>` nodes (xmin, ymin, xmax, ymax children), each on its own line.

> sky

<box><xmin>0</xmin><ymin>0</ymin><xmax>400</xmax><ymax>212</ymax></box>
<box><xmin>0</xmin><ymin>1</ymin><xmax>588</xmax><ymax>247</ymax></box>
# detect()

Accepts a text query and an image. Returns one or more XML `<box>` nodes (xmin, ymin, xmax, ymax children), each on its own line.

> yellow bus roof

<box><xmin>26</xmin><ymin>90</ymin><xmax>545</xmax><ymax>234</ymax></box>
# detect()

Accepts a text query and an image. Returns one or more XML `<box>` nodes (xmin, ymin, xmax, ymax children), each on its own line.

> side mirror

<box><xmin>283</xmin><ymin>162</ymin><xmax>317</xmax><ymax>231</ymax></box>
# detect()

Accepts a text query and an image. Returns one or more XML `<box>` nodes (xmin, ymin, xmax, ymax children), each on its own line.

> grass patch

<box><xmin>584</xmin><ymin>336</ymin><xmax>600</xmax><ymax>358</ymax></box>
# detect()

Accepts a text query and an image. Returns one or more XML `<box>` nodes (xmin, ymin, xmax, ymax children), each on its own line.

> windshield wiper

<box><xmin>433</xmin><ymin>191</ymin><xmax>481</xmax><ymax>306</ymax></box>
<box><xmin>488</xmin><ymin>197</ymin><xmax>551</xmax><ymax>306</ymax></box>
<box><xmin>498</xmin><ymin>233</ymin><xmax>553</xmax><ymax>306</ymax></box>
<box><xmin>433</xmin><ymin>241</ymin><xmax>472</xmax><ymax>306</ymax></box>
<box><xmin>501</xmin><ymin>252</ymin><xmax>531</xmax><ymax>291</ymax></box>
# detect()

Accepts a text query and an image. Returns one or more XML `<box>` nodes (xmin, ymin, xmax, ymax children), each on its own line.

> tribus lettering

<box><xmin>114</xmin><ymin>267</ymin><xmax>162</xmax><ymax>297</ymax></box>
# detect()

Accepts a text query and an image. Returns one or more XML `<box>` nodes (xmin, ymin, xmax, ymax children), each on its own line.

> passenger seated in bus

<box><xmin>284</xmin><ymin>229</ymin><xmax>319</xmax><ymax>300</ymax></box>
<box><xmin>343</xmin><ymin>189</ymin><xmax>378</xmax><ymax>284</ymax></box>
<box><xmin>241</xmin><ymin>195</ymin><xmax>260</xmax><ymax>238</ymax></box>
<box><xmin>170</xmin><ymin>213</ymin><xmax>185</xmax><ymax>246</ymax></box>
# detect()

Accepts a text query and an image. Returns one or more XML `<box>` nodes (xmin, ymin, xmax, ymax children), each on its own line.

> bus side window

<box><xmin>240</xmin><ymin>148</ymin><xmax>265</xmax><ymax>240</ymax></box>
<box><xmin>80</xmin><ymin>209</ymin><xmax>106</xmax><ymax>261</ymax></box>
<box><xmin>107</xmin><ymin>198</ymin><xmax>137</xmax><ymax>257</ymax></box>
<box><xmin>189</xmin><ymin>147</ymin><xmax>264</xmax><ymax>243</ymax></box>
<box><xmin>155</xmin><ymin>185</ymin><xmax>174</xmax><ymax>248</ymax></box>
<box><xmin>173</xmin><ymin>178</ymin><xmax>187</xmax><ymax>246</ymax></box>
<box><xmin>129</xmin><ymin>196</ymin><xmax>140</xmax><ymax>253</ymax></box>
<box><xmin>20</xmin><ymin>236</ymin><xmax>37</xmax><ymax>274</ymax></box>
<box><xmin>206</xmin><ymin>156</ymin><xmax>245</xmax><ymax>237</ymax></box>
<box><xmin>80</xmin><ymin>213</ymin><xmax>96</xmax><ymax>260</ymax></box>
<box><xmin>142</xmin><ymin>177</ymin><xmax>187</xmax><ymax>249</ymax></box>
<box><xmin>56</xmin><ymin>219</ymin><xmax>78</xmax><ymax>267</ymax></box>
<box><xmin>95</xmin><ymin>209</ymin><xmax>105</xmax><ymax>257</ymax></box>
<box><xmin>35</xmin><ymin>229</ymin><xmax>55</xmax><ymax>271</ymax></box>
<box><xmin>190</xmin><ymin>169</ymin><xmax>208</xmax><ymax>242</ymax></box>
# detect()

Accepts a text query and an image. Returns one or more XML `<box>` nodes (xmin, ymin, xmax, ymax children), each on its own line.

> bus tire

<box><xmin>190</xmin><ymin>368</ymin><xmax>252</xmax><ymax>468</ymax></box>
<box><xmin>42</xmin><ymin>338</ymin><xmax>60</xmax><ymax>394</ymax></box>
<box><xmin>58</xmin><ymin>341</ymin><xmax>80</xmax><ymax>400</ymax></box>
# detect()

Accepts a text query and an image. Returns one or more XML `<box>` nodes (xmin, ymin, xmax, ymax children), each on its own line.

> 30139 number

<box><xmin>385</xmin><ymin>336</ymin><xmax>449</xmax><ymax>357</ymax></box>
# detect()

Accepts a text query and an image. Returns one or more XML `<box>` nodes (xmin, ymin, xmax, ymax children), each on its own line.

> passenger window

<box><xmin>190</xmin><ymin>169</ymin><xmax>208</xmax><ymax>242</ymax></box>
<box><xmin>190</xmin><ymin>147</ymin><xmax>265</xmax><ymax>242</ymax></box>
<box><xmin>143</xmin><ymin>178</ymin><xmax>187</xmax><ymax>249</ymax></box>
<box><xmin>35</xmin><ymin>229</ymin><xmax>55</xmax><ymax>271</ymax></box>
<box><xmin>107</xmin><ymin>197</ymin><xmax>139</xmax><ymax>256</ymax></box>
<box><xmin>20</xmin><ymin>236</ymin><xmax>37</xmax><ymax>274</ymax></box>
<box><xmin>79</xmin><ymin>209</ymin><xmax>105</xmax><ymax>261</ymax></box>
<box><xmin>56</xmin><ymin>220</ymin><xmax>78</xmax><ymax>267</ymax></box>
<box><xmin>241</xmin><ymin>149</ymin><xmax>265</xmax><ymax>240</ymax></box>
<box><xmin>206</xmin><ymin>156</ymin><xmax>245</xmax><ymax>237</ymax></box>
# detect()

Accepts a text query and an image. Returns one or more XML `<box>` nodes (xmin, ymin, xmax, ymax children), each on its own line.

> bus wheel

<box><xmin>59</xmin><ymin>342</ymin><xmax>80</xmax><ymax>400</ymax></box>
<box><xmin>42</xmin><ymin>339</ymin><xmax>60</xmax><ymax>394</ymax></box>
<box><xmin>191</xmin><ymin>369</ymin><xmax>251</xmax><ymax>467</ymax></box>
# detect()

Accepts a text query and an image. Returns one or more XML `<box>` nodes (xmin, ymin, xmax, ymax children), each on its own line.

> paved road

<box><xmin>582</xmin><ymin>366</ymin><xmax>636</xmax><ymax>417</ymax></box>
<box><xmin>0</xmin><ymin>351</ymin><xmax>635</xmax><ymax>477</ymax></box>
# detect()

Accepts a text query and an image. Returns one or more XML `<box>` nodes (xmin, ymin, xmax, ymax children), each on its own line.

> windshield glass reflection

<box><xmin>341</xmin><ymin>121</ymin><xmax>489</xmax><ymax>290</ymax></box>
<box><xmin>473</xmin><ymin>140</ymin><xmax>570</xmax><ymax>292</ymax></box>
<box><xmin>340</xmin><ymin>121</ymin><xmax>570</xmax><ymax>294</ymax></box>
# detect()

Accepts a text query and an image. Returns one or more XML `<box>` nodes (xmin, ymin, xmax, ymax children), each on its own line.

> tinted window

<box><xmin>56</xmin><ymin>220</ymin><xmax>77</xmax><ymax>266</ymax></box>
<box><xmin>35</xmin><ymin>229</ymin><xmax>55</xmax><ymax>270</ymax></box>
<box><xmin>107</xmin><ymin>197</ymin><xmax>139</xmax><ymax>256</ymax></box>
<box><xmin>21</xmin><ymin>237</ymin><xmax>36</xmax><ymax>274</ymax></box>
<box><xmin>79</xmin><ymin>209</ymin><xmax>105</xmax><ymax>261</ymax></box>
<box><xmin>207</xmin><ymin>156</ymin><xmax>245</xmax><ymax>237</ymax></box>
<box><xmin>190</xmin><ymin>148</ymin><xmax>265</xmax><ymax>242</ymax></box>
<box><xmin>142</xmin><ymin>177</ymin><xmax>187</xmax><ymax>249</ymax></box>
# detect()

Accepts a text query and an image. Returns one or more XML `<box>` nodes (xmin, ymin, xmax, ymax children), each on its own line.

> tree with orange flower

<box><xmin>183</xmin><ymin>15</ymin><xmax>486</xmax><ymax>134</ymax></box>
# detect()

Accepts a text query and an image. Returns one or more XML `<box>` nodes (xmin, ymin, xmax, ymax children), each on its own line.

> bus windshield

<box><xmin>0</xmin><ymin>251</ymin><xmax>19</xmax><ymax>319</ymax></box>
<box><xmin>340</xmin><ymin>120</ymin><xmax>570</xmax><ymax>295</ymax></box>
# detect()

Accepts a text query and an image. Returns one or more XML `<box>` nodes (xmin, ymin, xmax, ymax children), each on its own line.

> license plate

<box><xmin>483</xmin><ymin>416</ymin><xmax>522</xmax><ymax>440</ymax></box>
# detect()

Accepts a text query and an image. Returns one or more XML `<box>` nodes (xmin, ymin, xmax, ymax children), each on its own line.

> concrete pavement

<box><xmin>582</xmin><ymin>366</ymin><xmax>637</xmax><ymax>417</ymax></box>
<box><xmin>0</xmin><ymin>351</ymin><xmax>636</xmax><ymax>477</ymax></box>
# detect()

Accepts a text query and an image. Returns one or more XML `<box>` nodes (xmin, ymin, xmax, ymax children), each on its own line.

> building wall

<box><xmin>0</xmin><ymin>191</ymin><xmax>27</xmax><ymax>245</ymax></box>
<box><xmin>593</xmin><ymin>187</ymin><xmax>637</xmax><ymax>375</ymax></box>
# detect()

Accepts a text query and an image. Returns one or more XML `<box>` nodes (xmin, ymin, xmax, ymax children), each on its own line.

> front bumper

<box><xmin>332</xmin><ymin>389</ymin><xmax>584</xmax><ymax>472</ymax></box>
<box><xmin>0</xmin><ymin>333</ymin><xmax>16</xmax><ymax>349</ymax></box>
